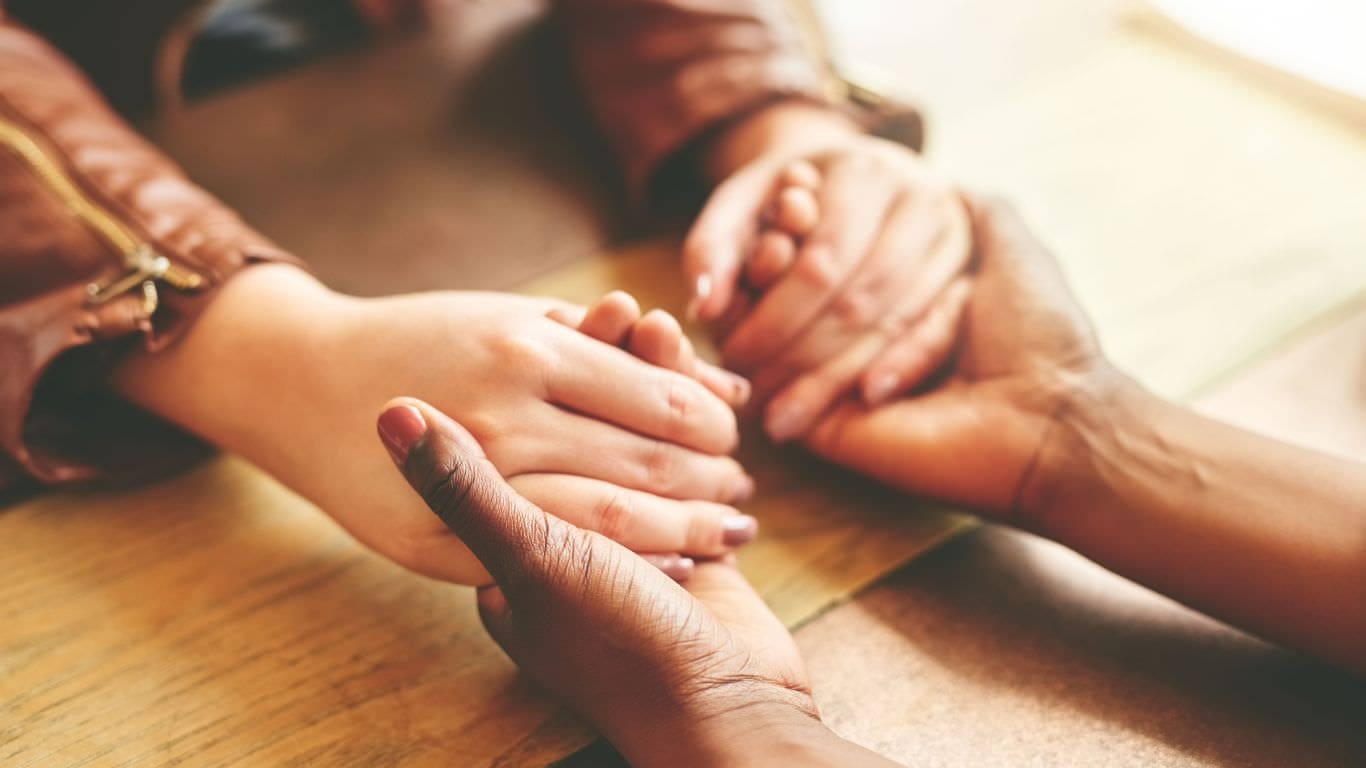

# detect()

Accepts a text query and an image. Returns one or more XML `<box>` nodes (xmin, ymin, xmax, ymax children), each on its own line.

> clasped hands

<box><xmin>375</xmin><ymin>185</ymin><xmax>1109</xmax><ymax>766</ymax></box>
<box><xmin>366</xmin><ymin>128</ymin><xmax>1103</xmax><ymax>766</ymax></box>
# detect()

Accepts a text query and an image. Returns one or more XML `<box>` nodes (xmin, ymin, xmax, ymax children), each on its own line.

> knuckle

<box><xmin>461</xmin><ymin>410</ymin><xmax>504</xmax><ymax>447</ymax></box>
<box><xmin>591</xmin><ymin>489</ymin><xmax>636</xmax><ymax>542</ymax></box>
<box><xmin>488</xmin><ymin>328</ymin><xmax>555</xmax><ymax>378</ymax></box>
<box><xmin>659</xmin><ymin>374</ymin><xmax>698</xmax><ymax>440</ymax></box>
<box><xmin>830</xmin><ymin>284</ymin><xmax>880</xmax><ymax>328</ymax></box>
<box><xmin>793</xmin><ymin>244</ymin><xmax>841</xmax><ymax>291</ymax></box>
<box><xmin>643</xmin><ymin>439</ymin><xmax>680</xmax><ymax>492</ymax></box>
<box><xmin>685</xmin><ymin>506</ymin><xmax>724</xmax><ymax>553</ymax></box>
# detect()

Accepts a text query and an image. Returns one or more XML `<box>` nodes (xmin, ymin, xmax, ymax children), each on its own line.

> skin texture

<box><xmin>373</xmin><ymin>204</ymin><xmax>1364</xmax><ymax>766</ymax></box>
<box><xmin>379</xmin><ymin>398</ymin><xmax>902</xmax><ymax>768</ymax></box>
<box><xmin>808</xmin><ymin>198</ymin><xmax>1366</xmax><ymax>676</ymax></box>
<box><xmin>685</xmin><ymin>102</ymin><xmax>973</xmax><ymax>443</ymax></box>
<box><xmin>113</xmin><ymin>268</ymin><xmax>755</xmax><ymax>586</ymax></box>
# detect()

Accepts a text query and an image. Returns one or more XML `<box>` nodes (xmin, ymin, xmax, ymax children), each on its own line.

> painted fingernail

<box><xmin>644</xmin><ymin>554</ymin><xmax>696</xmax><ymax>582</ymax></box>
<box><xmin>731</xmin><ymin>374</ymin><xmax>752</xmax><ymax>407</ymax></box>
<box><xmin>766</xmin><ymin>402</ymin><xmax>806</xmax><ymax>443</ymax></box>
<box><xmin>730</xmin><ymin>474</ymin><xmax>757</xmax><ymax>503</ymax></box>
<box><xmin>865</xmin><ymin>372</ymin><xmax>901</xmax><ymax>406</ymax></box>
<box><xmin>714</xmin><ymin>369</ymin><xmax>751</xmax><ymax>408</ymax></box>
<box><xmin>722</xmin><ymin>515</ymin><xmax>759</xmax><ymax>546</ymax></box>
<box><xmin>687</xmin><ymin>274</ymin><xmax>713</xmax><ymax>321</ymax></box>
<box><xmin>378</xmin><ymin>404</ymin><xmax>426</xmax><ymax>466</ymax></box>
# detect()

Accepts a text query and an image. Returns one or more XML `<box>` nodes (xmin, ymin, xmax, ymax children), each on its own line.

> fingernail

<box><xmin>643</xmin><ymin>554</ymin><xmax>696</xmax><ymax>582</ymax></box>
<box><xmin>687</xmin><ymin>274</ymin><xmax>713</xmax><ymax>322</ymax></box>
<box><xmin>766</xmin><ymin>402</ymin><xmax>806</xmax><ymax>443</ymax></box>
<box><xmin>730</xmin><ymin>374</ymin><xmax>752</xmax><ymax>407</ymax></box>
<box><xmin>730</xmin><ymin>474</ymin><xmax>757</xmax><ymax>503</ymax></box>
<box><xmin>378</xmin><ymin>404</ymin><xmax>426</xmax><ymax>465</ymax></box>
<box><xmin>865</xmin><ymin>372</ymin><xmax>901</xmax><ymax>406</ymax></box>
<box><xmin>722</xmin><ymin>515</ymin><xmax>759</xmax><ymax>546</ymax></box>
<box><xmin>721</xmin><ymin>368</ymin><xmax>754</xmax><ymax>407</ymax></box>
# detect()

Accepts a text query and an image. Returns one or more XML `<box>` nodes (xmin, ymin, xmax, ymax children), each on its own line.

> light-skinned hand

<box><xmin>115</xmin><ymin>274</ymin><xmax>758</xmax><ymax>585</ymax></box>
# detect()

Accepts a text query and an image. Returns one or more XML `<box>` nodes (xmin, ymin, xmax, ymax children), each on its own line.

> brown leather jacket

<box><xmin>0</xmin><ymin>0</ymin><xmax>912</xmax><ymax>491</ymax></box>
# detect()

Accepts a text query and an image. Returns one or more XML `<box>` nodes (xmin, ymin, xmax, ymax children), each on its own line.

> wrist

<box><xmin>112</xmin><ymin>263</ymin><xmax>348</xmax><ymax>447</ymax></box>
<box><xmin>701</xmin><ymin>99</ymin><xmax>863</xmax><ymax>184</ymax></box>
<box><xmin>1017</xmin><ymin>366</ymin><xmax>1168</xmax><ymax>538</ymax></box>
<box><xmin>627</xmin><ymin>698</ymin><xmax>858</xmax><ymax>768</ymax></box>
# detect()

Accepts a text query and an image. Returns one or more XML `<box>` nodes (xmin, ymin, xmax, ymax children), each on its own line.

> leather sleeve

<box><xmin>0</xmin><ymin>17</ymin><xmax>301</xmax><ymax>489</ymax></box>
<box><xmin>557</xmin><ymin>0</ymin><xmax>922</xmax><ymax>204</ymax></box>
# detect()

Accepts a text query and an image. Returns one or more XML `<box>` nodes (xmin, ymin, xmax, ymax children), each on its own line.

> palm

<box><xmin>682</xmin><ymin>563</ymin><xmax>810</xmax><ymax>695</ymax></box>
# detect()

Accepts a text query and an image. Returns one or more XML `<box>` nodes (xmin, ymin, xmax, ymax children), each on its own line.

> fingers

<box><xmin>684</xmin><ymin>162</ymin><xmax>780</xmax><ymax>321</ymax></box>
<box><xmin>531</xmin><ymin>408</ymin><xmax>753</xmax><ymax>503</ymax></box>
<box><xmin>638</xmin><ymin>553</ymin><xmax>697</xmax><ymax>582</ymax></box>
<box><xmin>763</xmin><ymin>272</ymin><xmax>973</xmax><ymax>441</ymax></box>
<box><xmin>378</xmin><ymin>398</ymin><xmax>577</xmax><ymax>588</ymax></box>
<box><xmin>747</xmin><ymin>231</ymin><xmax>798</xmax><ymax>288</ymax></box>
<box><xmin>747</xmin><ymin>192</ymin><xmax>969</xmax><ymax>435</ymax></box>
<box><xmin>772</xmin><ymin>185</ymin><xmax>820</xmax><ymax>237</ymax></box>
<box><xmin>578</xmin><ymin>290</ymin><xmax>642</xmax><ymax>346</ymax></box>
<box><xmin>861</xmin><ymin>276</ymin><xmax>973</xmax><ymax>405</ymax></box>
<box><xmin>545</xmin><ymin>304</ymin><xmax>586</xmax><ymax>328</ymax></box>
<box><xmin>722</xmin><ymin>156</ymin><xmax>902</xmax><ymax>370</ymax></box>
<box><xmin>745</xmin><ymin>160</ymin><xmax>822</xmax><ymax>290</ymax></box>
<box><xmin>629</xmin><ymin>309</ymin><xmax>751</xmax><ymax>408</ymax></box>
<box><xmin>553</xmin><ymin>294</ymin><xmax>752</xmax><ymax>409</ymax></box>
<box><xmin>627</xmin><ymin>308</ymin><xmax>693</xmax><ymax>372</ymax></box>
<box><xmin>509</xmin><ymin>473</ymin><xmax>757</xmax><ymax>557</ymax></box>
<box><xmin>549</xmin><ymin>325</ymin><xmax>741</xmax><ymax>454</ymax></box>
<box><xmin>762</xmin><ymin>331</ymin><xmax>889</xmax><ymax>442</ymax></box>
<box><xmin>781</xmin><ymin>158</ymin><xmax>822</xmax><ymax>191</ymax></box>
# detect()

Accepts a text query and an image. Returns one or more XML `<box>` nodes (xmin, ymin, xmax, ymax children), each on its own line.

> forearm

<box><xmin>1030</xmin><ymin>377</ymin><xmax>1366</xmax><ymax>674</ymax></box>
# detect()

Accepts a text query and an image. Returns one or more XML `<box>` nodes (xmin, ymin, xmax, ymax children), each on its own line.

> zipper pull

<box><xmin>87</xmin><ymin>246</ymin><xmax>170</xmax><ymax>315</ymax></box>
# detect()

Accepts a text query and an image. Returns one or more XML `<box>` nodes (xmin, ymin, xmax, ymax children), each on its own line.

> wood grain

<box><xmin>7</xmin><ymin>1</ymin><xmax>1366</xmax><ymax>766</ymax></box>
<box><xmin>0</xmin><ymin>236</ymin><xmax>971</xmax><ymax>767</ymax></box>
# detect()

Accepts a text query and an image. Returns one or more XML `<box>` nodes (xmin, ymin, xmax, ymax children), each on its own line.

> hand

<box><xmin>805</xmin><ymin>197</ymin><xmax>1117</xmax><ymax>524</ymax></box>
<box><xmin>547</xmin><ymin>289</ymin><xmax>753</xmax><ymax>405</ymax></box>
<box><xmin>377</xmin><ymin>398</ymin><xmax>902</xmax><ymax>768</ymax></box>
<box><xmin>685</xmin><ymin>130</ymin><xmax>972</xmax><ymax>442</ymax></box>
<box><xmin>114</xmin><ymin>269</ymin><xmax>757</xmax><ymax>585</ymax></box>
<box><xmin>805</xmin><ymin>201</ymin><xmax>1366</xmax><ymax>675</ymax></box>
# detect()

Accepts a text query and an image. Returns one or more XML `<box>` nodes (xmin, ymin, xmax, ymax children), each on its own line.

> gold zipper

<box><xmin>0</xmin><ymin>117</ymin><xmax>204</xmax><ymax>315</ymax></box>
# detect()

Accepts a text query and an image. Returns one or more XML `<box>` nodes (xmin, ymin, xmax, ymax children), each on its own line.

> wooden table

<box><xmin>5</xmin><ymin>1</ymin><xmax>1365</xmax><ymax>766</ymax></box>
<box><xmin>792</xmin><ymin>3</ymin><xmax>1366</xmax><ymax>765</ymax></box>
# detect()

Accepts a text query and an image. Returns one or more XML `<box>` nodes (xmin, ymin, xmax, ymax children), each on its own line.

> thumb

<box><xmin>682</xmin><ymin>161</ymin><xmax>775</xmax><ymax>321</ymax></box>
<box><xmin>377</xmin><ymin>397</ymin><xmax>575</xmax><ymax>589</ymax></box>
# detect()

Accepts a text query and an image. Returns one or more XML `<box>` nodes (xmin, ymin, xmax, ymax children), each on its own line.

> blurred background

<box><xmin>153</xmin><ymin>0</ymin><xmax>1366</xmax><ymax>407</ymax></box>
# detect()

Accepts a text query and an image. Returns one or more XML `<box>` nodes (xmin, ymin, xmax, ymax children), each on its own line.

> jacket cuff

<box><xmin>0</xmin><ymin>20</ymin><xmax>304</xmax><ymax>489</ymax></box>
